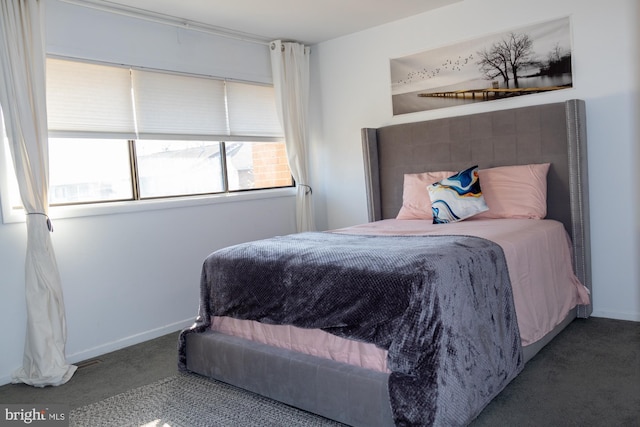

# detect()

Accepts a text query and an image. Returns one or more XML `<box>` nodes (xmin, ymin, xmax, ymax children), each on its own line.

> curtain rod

<box><xmin>270</xmin><ymin>42</ymin><xmax>285</xmax><ymax>52</ymax></box>
<box><xmin>57</xmin><ymin>0</ymin><xmax>272</xmax><ymax>46</ymax></box>
<box><xmin>47</xmin><ymin>53</ymin><xmax>274</xmax><ymax>87</ymax></box>
<box><xmin>270</xmin><ymin>41</ymin><xmax>309</xmax><ymax>52</ymax></box>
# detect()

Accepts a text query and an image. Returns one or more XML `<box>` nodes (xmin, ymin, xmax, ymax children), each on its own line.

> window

<box><xmin>21</xmin><ymin>57</ymin><xmax>291</xmax><ymax>209</ymax></box>
<box><xmin>49</xmin><ymin>138</ymin><xmax>132</xmax><ymax>204</ymax></box>
<box><xmin>135</xmin><ymin>140</ymin><xmax>224</xmax><ymax>199</ymax></box>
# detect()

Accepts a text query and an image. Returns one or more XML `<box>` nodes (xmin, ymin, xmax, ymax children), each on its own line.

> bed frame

<box><xmin>184</xmin><ymin>99</ymin><xmax>591</xmax><ymax>426</ymax></box>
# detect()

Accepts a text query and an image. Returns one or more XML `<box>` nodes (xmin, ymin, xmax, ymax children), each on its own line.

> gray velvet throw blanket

<box><xmin>179</xmin><ymin>232</ymin><xmax>523</xmax><ymax>426</ymax></box>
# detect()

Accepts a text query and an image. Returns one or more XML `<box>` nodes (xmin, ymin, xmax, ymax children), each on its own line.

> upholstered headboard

<box><xmin>361</xmin><ymin>99</ymin><xmax>591</xmax><ymax>317</ymax></box>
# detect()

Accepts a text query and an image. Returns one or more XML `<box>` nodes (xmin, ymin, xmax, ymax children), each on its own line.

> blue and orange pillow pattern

<box><xmin>427</xmin><ymin>165</ymin><xmax>489</xmax><ymax>224</ymax></box>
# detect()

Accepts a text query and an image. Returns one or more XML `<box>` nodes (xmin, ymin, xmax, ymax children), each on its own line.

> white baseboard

<box><xmin>0</xmin><ymin>319</ymin><xmax>194</xmax><ymax>387</ymax></box>
<box><xmin>591</xmin><ymin>310</ymin><xmax>640</xmax><ymax>322</ymax></box>
<box><xmin>65</xmin><ymin>318</ymin><xmax>194</xmax><ymax>365</ymax></box>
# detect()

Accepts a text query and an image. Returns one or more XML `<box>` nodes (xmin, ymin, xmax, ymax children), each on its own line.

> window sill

<box><xmin>1</xmin><ymin>187</ymin><xmax>297</xmax><ymax>224</ymax></box>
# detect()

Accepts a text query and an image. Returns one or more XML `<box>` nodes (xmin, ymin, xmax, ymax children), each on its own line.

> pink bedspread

<box><xmin>211</xmin><ymin>219</ymin><xmax>589</xmax><ymax>372</ymax></box>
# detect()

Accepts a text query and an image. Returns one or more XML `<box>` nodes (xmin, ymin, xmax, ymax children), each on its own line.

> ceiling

<box><xmin>70</xmin><ymin>0</ymin><xmax>462</xmax><ymax>45</ymax></box>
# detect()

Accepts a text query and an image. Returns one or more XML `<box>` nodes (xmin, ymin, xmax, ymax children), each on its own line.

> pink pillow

<box><xmin>474</xmin><ymin>163</ymin><xmax>550</xmax><ymax>219</ymax></box>
<box><xmin>396</xmin><ymin>171</ymin><xmax>455</xmax><ymax>220</ymax></box>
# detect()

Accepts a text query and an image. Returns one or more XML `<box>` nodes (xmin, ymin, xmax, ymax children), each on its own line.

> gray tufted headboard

<box><xmin>361</xmin><ymin>99</ymin><xmax>592</xmax><ymax>317</ymax></box>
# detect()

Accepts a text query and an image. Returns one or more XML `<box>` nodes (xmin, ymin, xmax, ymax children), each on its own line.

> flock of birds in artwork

<box><xmin>395</xmin><ymin>53</ymin><xmax>475</xmax><ymax>86</ymax></box>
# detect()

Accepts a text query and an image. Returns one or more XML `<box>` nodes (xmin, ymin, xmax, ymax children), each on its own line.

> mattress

<box><xmin>210</xmin><ymin>218</ymin><xmax>590</xmax><ymax>372</ymax></box>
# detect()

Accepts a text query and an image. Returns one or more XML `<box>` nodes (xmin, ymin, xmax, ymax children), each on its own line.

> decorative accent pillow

<box><xmin>475</xmin><ymin>163</ymin><xmax>550</xmax><ymax>219</ymax></box>
<box><xmin>396</xmin><ymin>171</ymin><xmax>455</xmax><ymax>220</ymax></box>
<box><xmin>427</xmin><ymin>165</ymin><xmax>489</xmax><ymax>224</ymax></box>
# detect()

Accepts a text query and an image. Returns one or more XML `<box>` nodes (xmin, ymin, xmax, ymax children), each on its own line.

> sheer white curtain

<box><xmin>270</xmin><ymin>40</ymin><xmax>315</xmax><ymax>232</ymax></box>
<box><xmin>0</xmin><ymin>0</ymin><xmax>76</xmax><ymax>386</ymax></box>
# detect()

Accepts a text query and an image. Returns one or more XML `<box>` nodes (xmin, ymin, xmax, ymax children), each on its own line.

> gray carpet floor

<box><xmin>0</xmin><ymin>317</ymin><xmax>638</xmax><ymax>426</ymax></box>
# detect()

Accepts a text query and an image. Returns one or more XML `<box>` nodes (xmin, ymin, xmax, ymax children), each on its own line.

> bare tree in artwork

<box><xmin>476</xmin><ymin>32</ymin><xmax>536</xmax><ymax>88</ymax></box>
<box><xmin>476</xmin><ymin>44</ymin><xmax>510</xmax><ymax>87</ymax></box>
<box><xmin>543</xmin><ymin>43</ymin><xmax>572</xmax><ymax>76</ymax></box>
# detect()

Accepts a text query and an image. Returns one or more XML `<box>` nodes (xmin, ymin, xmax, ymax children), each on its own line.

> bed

<box><xmin>179</xmin><ymin>99</ymin><xmax>591</xmax><ymax>426</ymax></box>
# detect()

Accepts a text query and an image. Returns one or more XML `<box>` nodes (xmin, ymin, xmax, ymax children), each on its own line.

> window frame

<box><xmin>0</xmin><ymin>156</ymin><xmax>295</xmax><ymax>226</ymax></box>
<box><xmin>0</xmin><ymin>58</ymin><xmax>296</xmax><ymax>225</ymax></box>
<box><xmin>1</xmin><ymin>134</ymin><xmax>295</xmax><ymax>226</ymax></box>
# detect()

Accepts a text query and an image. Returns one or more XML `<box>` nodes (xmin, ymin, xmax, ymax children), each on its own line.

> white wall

<box><xmin>309</xmin><ymin>0</ymin><xmax>640</xmax><ymax>322</ymax></box>
<box><xmin>0</xmin><ymin>0</ymin><xmax>296</xmax><ymax>385</ymax></box>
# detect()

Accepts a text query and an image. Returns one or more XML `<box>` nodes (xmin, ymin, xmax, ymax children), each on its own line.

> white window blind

<box><xmin>45</xmin><ymin>58</ymin><xmax>284</xmax><ymax>139</ymax></box>
<box><xmin>226</xmin><ymin>81</ymin><xmax>282</xmax><ymax>137</ymax></box>
<box><xmin>132</xmin><ymin>69</ymin><xmax>228</xmax><ymax>136</ymax></box>
<box><xmin>46</xmin><ymin>58</ymin><xmax>136</xmax><ymax>135</ymax></box>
